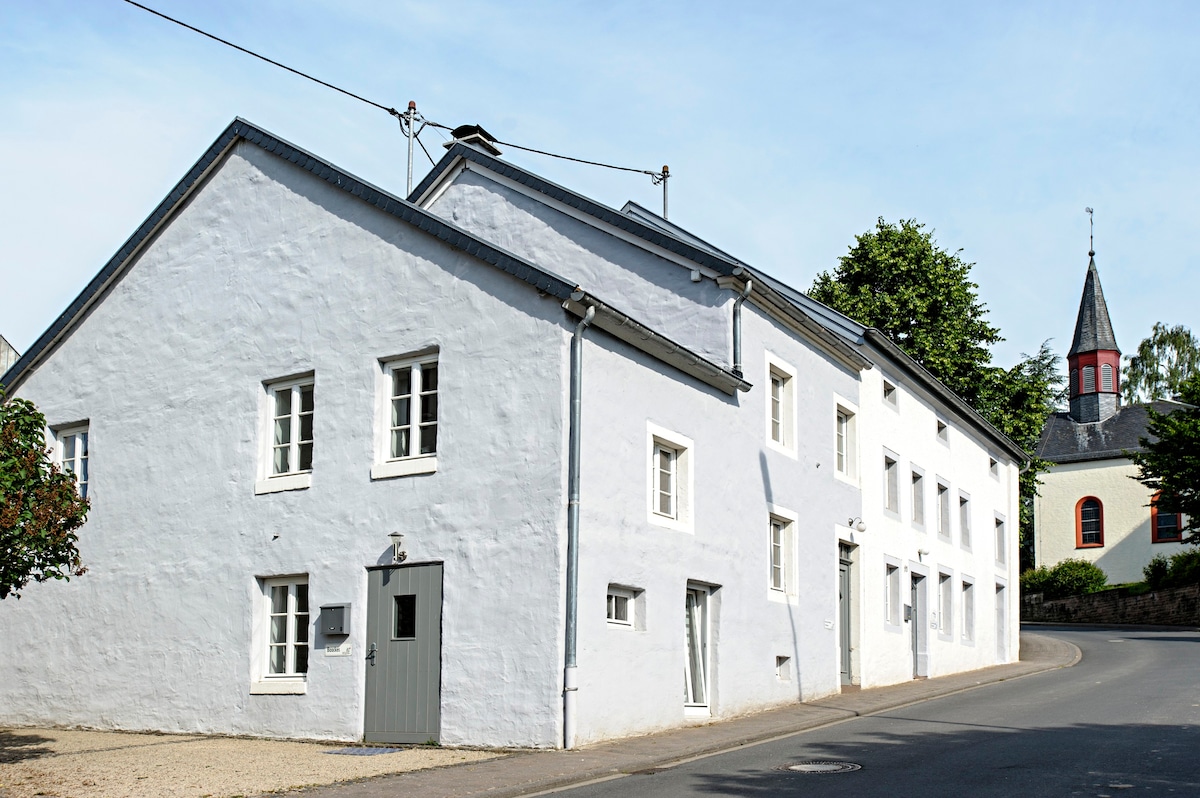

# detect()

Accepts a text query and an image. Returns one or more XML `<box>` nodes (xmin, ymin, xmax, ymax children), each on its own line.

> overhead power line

<box><xmin>121</xmin><ymin>0</ymin><xmax>402</xmax><ymax>118</ymax></box>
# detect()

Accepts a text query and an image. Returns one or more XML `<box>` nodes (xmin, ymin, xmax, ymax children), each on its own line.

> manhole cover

<box><xmin>781</xmin><ymin>761</ymin><xmax>862</xmax><ymax>774</ymax></box>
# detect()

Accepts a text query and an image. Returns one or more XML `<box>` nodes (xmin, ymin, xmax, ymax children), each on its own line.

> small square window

<box><xmin>373</xmin><ymin>354</ymin><xmax>440</xmax><ymax>479</ymax></box>
<box><xmin>883</xmin><ymin>380</ymin><xmax>898</xmax><ymax>407</ymax></box>
<box><xmin>394</xmin><ymin>594</ymin><xmax>417</xmax><ymax>639</ymax></box>
<box><xmin>776</xmin><ymin>655</ymin><xmax>792</xmax><ymax>681</ymax></box>
<box><xmin>989</xmin><ymin>457</ymin><xmax>999</xmax><ymax>478</ymax></box>
<box><xmin>607</xmin><ymin>585</ymin><xmax>642</xmax><ymax>629</ymax></box>
<box><xmin>55</xmin><ymin>424</ymin><xmax>90</xmax><ymax>499</ymax></box>
<box><xmin>256</xmin><ymin>375</ymin><xmax>314</xmax><ymax>495</ymax></box>
<box><xmin>936</xmin><ymin>419</ymin><xmax>948</xmax><ymax>442</ymax></box>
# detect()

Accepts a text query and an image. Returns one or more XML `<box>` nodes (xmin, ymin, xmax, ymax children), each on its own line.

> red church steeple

<box><xmin>1067</xmin><ymin>210</ymin><xmax>1121</xmax><ymax>423</ymax></box>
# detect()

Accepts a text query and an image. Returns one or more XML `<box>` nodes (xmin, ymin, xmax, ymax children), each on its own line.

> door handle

<box><xmin>366</xmin><ymin>642</ymin><xmax>377</xmax><ymax>665</ymax></box>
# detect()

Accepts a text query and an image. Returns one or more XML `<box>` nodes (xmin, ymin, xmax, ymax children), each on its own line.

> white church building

<box><xmin>0</xmin><ymin>119</ymin><xmax>1022</xmax><ymax>748</ymax></box>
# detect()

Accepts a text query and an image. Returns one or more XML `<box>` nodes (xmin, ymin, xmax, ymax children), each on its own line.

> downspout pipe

<box><xmin>732</xmin><ymin>278</ymin><xmax>753</xmax><ymax>377</ymax></box>
<box><xmin>564</xmin><ymin>304</ymin><xmax>595</xmax><ymax>750</ymax></box>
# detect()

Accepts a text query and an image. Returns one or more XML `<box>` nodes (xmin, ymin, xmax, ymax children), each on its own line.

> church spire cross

<box><xmin>1086</xmin><ymin>206</ymin><xmax>1095</xmax><ymax>258</ymax></box>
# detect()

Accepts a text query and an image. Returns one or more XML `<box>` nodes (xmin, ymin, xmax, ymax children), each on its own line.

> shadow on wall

<box><xmin>1091</xmin><ymin>517</ymin><xmax>1189</xmax><ymax>585</ymax></box>
<box><xmin>676</xmin><ymin>720</ymin><xmax>1200</xmax><ymax>795</ymax></box>
<box><xmin>0</xmin><ymin>730</ymin><xmax>55</xmax><ymax>764</ymax></box>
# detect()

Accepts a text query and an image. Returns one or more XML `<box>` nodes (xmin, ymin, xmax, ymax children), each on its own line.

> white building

<box><xmin>0</xmin><ymin>119</ymin><xmax>1021</xmax><ymax>748</ymax></box>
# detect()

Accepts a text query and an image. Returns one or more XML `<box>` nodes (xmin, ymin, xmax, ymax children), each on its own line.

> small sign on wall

<box><xmin>325</xmin><ymin>641</ymin><xmax>352</xmax><ymax>657</ymax></box>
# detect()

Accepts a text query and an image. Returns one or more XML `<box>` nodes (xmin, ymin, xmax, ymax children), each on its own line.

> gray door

<box><xmin>838</xmin><ymin>545</ymin><xmax>853</xmax><ymax>685</ymax></box>
<box><xmin>364</xmin><ymin>563</ymin><xmax>442</xmax><ymax>743</ymax></box>
<box><xmin>909</xmin><ymin>574</ymin><xmax>927</xmax><ymax>678</ymax></box>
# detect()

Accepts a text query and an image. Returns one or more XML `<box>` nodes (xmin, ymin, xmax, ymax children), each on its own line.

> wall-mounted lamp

<box><xmin>847</xmin><ymin>517</ymin><xmax>867</xmax><ymax>532</ymax></box>
<box><xmin>389</xmin><ymin>531</ymin><xmax>408</xmax><ymax>564</ymax></box>
<box><xmin>917</xmin><ymin>548</ymin><xmax>930</xmax><ymax>562</ymax></box>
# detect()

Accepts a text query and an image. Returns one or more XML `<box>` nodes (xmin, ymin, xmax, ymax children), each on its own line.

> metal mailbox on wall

<box><xmin>320</xmin><ymin>603</ymin><xmax>351</xmax><ymax>636</ymax></box>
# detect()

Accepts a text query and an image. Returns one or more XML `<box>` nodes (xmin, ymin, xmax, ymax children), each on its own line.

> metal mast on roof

<box><xmin>652</xmin><ymin>166</ymin><xmax>670</xmax><ymax>219</ymax></box>
<box><xmin>1086</xmin><ymin>206</ymin><xmax>1095</xmax><ymax>257</ymax></box>
<box><xmin>399</xmin><ymin>101</ymin><xmax>428</xmax><ymax>196</ymax></box>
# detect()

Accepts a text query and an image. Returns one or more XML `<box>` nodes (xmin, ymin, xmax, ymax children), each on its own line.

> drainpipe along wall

<box><xmin>732</xmin><ymin>276</ymin><xmax>753</xmax><ymax>377</ymax></box>
<box><xmin>564</xmin><ymin>303</ymin><xmax>595</xmax><ymax>749</ymax></box>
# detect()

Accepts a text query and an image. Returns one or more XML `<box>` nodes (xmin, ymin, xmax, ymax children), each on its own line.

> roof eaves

<box><xmin>563</xmin><ymin>293</ymin><xmax>751</xmax><ymax>396</ymax></box>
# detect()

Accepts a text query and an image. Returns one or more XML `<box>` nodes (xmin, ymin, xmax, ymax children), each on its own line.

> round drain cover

<box><xmin>782</xmin><ymin>761</ymin><xmax>862</xmax><ymax>774</ymax></box>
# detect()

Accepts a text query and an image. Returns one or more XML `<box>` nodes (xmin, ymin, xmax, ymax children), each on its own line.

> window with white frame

<box><xmin>607</xmin><ymin>586</ymin><xmax>635</xmax><ymax>627</ymax></box>
<box><xmin>257</xmin><ymin>375</ymin><xmax>314</xmax><ymax>494</ymax></box>
<box><xmin>884</xmin><ymin>455</ymin><xmax>899</xmax><ymax>513</ymax></box>
<box><xmin>768</xmin><ymin>513</ymin><xmax>796</xmax><ymax>595</ymax></box>
<box><xmin>765</xmin><ymin>355</ymin><xmax>796</xmax><ymax>453</ymax></box>
<box><xmin>882</xmin><ymin>379</ymin><xmax>898</xmax><ymax>407</ymax></box>
<box><xmin>936</xmin><ymin>419</ymin><xmax>948</xmax><ymax>443</ymax></box>
<box><xmin>648</xmin><ymin>424</ymin><xmax>692</xmax><ymax>531</ymax></box>
<box><xmin>988</xmin><ymin>457</ymin><xmax>999</xmax><ymax>478</ymax></box>
<box><xmin>885</xmin><ymin>563</ymin><xmax>901</xmax><ymax>626</ymax></box>
<box><xmin>959</xmin><ymin>493</ymin><xmax>972</xmax><ymax>549</ymax></box>
<box><xmin>995</xmin><ymin>516</ymin><xmax>1007</xmax><ymax>565</ymax></box>
<box><xmin>961</xmin><ymin>579</ymin><xmax>975</xmax><ymax>641</ymax></box>
<box><xmin>911</xmin><ymin>470</ymin><xmax>925</xmax><ymax>526</ymax></box>
<box><xmin>835</xmin><ymin>405</ymin><xmax>857</xmax><ymax>478</ymax></box>
<box><xmin>252</xmin><ymin>576</ymin><xmax>309</xmax><ymax>693</ymax></box>
<box><xmin>373</xmin><ymin>355</ymin><xmax>439</xmax><ymax>479</ymax></box>
<box><xmin>937</xmin><ymin>483</ymin><xmax>951</xmax><ymax>540</ymax></box>
<box><xmin>938</xmin><ymin>572</ymin><xmax>953</xmax><ymax>635</ymax></box>
<box><xmin>56</xmin><ymin>424</ymin><xmax>90</xmax><ymax>499</ymax></box>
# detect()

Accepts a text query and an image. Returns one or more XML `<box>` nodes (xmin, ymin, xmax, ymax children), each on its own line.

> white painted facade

<box><xmin>0</xmin><ymin>122</ymin><xmax>1023</xmax><ymax>749</ymax></box>
<box><xmin>1035</xmin><ymin>459</ymin><xmax>1186</xmax><ymax>585</ymax></box>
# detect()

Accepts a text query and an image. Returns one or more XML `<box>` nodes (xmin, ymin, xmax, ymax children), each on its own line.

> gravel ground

<box><xmin>0</xmin><ymin>728</ymin><xmax>501</xmax><ymax>798</ymax></box>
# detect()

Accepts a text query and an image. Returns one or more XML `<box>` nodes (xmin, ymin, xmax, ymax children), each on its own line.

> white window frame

<box><xmin>995</xmin><ymin>514</ymin><xmax>1007</xmax><ymax>566</ymax></box>
<box><xmin>989</xmin><ymin>456</ymin><xmax>1000</xmax><ymax>479</ymax></box>
<box><xmin>606</xmin><ymin>586</ymin><xmax>636</xmax><ymax>628</ymax></box>
<box><xmin>647</xmin><ymin>423</ymin><xmax>693</xmax><ymax>532</ymax></box>
<box><xmin>937</xmin><ymin>481</ymin><xmax>951</xmax><ymax>541</ymax></box>
<box><xmin>372</xmin><ymin>353</ymin><xmax>440</xmax><ymax>479</ymax></box>
<box><xmin>936</xmin><ymin>418</ymin><xmax>949</xmax><ymax>444</ymax></box>
<box><xmin>884</xmin><ymin>558</ymin><xmax>902</xmax><ymax>629</ymax></box>
<box><xmin>834</xmin><ymin>399</ymin><xmax>858</xmax><ymax>483</ymax></box>
<box><xmin>251</xmin><ymin>575</ymin><xmax>310</xmax><ymax>695</ymax></box>
<box><xmin>961</xmin><ymin>577</ymin><xmax>975</xmax><ymax>643</ymax></box>
<box><xmin>882</xmin><ymin>378</ymin><xmax>898</xmax><ymax>409</ymax></box>
<box><xmin>256</xmin><ymin>374</ymin><xmax>314</xmax><ymax>495</ymax></box>
<box><xmin>884</xmin><ymin>453</ymin><xmax>900</xmax><ymax>515</ymax></box>
<box><xmin>959</xmin><ymin>492</ymin><xmax>972</xmax><ymax>550</ymax></box>
<box><xmin>938</xmin><ymin>571</ymin><xmax>954</xmax><ymax>640</ymax></box>
<box><xmin>55</xmin><ymin>423</ymin><xmax>90</xmax><ymax>500</ymax></box>
<box><xmin>911</xmin><ymin>468</ymin><xmax>926</xmax><ymax>528</ymax></box>
<box><xmin>767</xmin><ymin>504</ymin><xmax>799</xmax><ymax>601</ymax></box>
<box><xmin>764</xmin><ymin>353</ymin><xmax>797</xmax><ymax>456</ymax></box>
<box><xmin>683</xmin><ymin>582</ymin><xmax>712</xmax><ymax>715</ymax></box>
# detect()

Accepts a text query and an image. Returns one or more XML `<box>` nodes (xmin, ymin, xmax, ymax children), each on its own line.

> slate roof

<box><xmin>1036</xmin><ymin>400</ymin><xmax>1181</xmax><ymax>464</ymax></box>
<box><xmin>414</xmin><ymin>147</ymin><xmax>1027</xmax><ymax>462</ymax></box>
<box><xmin>1068</xmin><ymin>255</ymin><xmax>1120</xmax><ymax>356</ymax></box>
<box><xmin>0</xmin><ymin>119</ymin><xmax>749</xmax><ymax>397</ymax></box>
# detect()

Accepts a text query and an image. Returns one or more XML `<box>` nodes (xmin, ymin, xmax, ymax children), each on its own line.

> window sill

<box><xmin>884</xmin><ymin>621</ymin><xmax>903</xmax><ymax>634</ymax></box>
<box><xmin>250</xmin><ymin>679</ymin><xmax>307</xmax><ymax>695</ymax></box>
<box><xmin>767</xmin><ymin>589</ymin><xmax>797</xmax><ymax>605</ymax></box>
<box><xmin>371</xmin><ymin>456</ymin><xmax>438</xmax><ymax>480</ymax></box>
<box><xmin>684</xmin><ymin>705</ymin><xmax>710</xmax><ymax>719</ymax></box>
<box><xmin>648</xmin><ymin>513</ymin><xmax>693</xmax><ymax>534</ymax></box>
<box><xmin>254</xmin><ymin>473</ymin><xmax>312</xmax><ymax>495</ymax></box>
<box><xmin>1074</xmin><ymin>543</ymin><xmax>1104</xmax><ymax>550</ymax></box>
<box><xmin>1152</xmin><ymin>538</ymin><xmax>1183</xmax><ymax>545</ymax></box>
<box><xmin>834</xmin><ymin>470</ymin><xmax>858</xmax><ymax>488</ymax></box>
<box><xmin>765</xmin><ymin>439</ymin><xmax>797</xmax><ymax>459</ymax></box>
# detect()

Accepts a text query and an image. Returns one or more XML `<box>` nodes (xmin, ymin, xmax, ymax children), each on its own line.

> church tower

<box><xmin>1067</xmin><ymin>222</ymin><xmax>1120</xmax><ymax>423</ymax></box>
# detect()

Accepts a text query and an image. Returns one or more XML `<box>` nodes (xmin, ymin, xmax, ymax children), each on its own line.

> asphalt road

<box><xmin>553</xmin><ymin>627</ymin><xmax>1200</xmax><ymax>797</ymax></box>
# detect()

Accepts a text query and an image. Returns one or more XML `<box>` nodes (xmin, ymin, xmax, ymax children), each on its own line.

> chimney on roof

<box><xmin>444</xmin><ymin>124</ymin><xmax>502</xmax><ymax>157</ymax></box>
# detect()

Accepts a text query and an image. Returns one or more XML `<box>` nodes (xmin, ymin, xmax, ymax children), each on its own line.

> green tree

<box><xmin>1122</xmin><ymin>323</ymin><xmax>1200</xmax><ymax>404</ymax></box>
<box><xmin>809</xmin><ymin>218</ymin><xmax>1002</xmax><ymax>408</ymax></box>
<box><xmin>1131</xmin><ymin>372</ymin><xmax>1200</xmax><ymax>542</ymax></box>
<box><xmin>811</xmin><ymin>218</ymin><xmax>1063</xmax><ymax>570</ymax></box>
<box><xmin>0</xmin><ymin>393</ymin><xmax>89</xmax><ymax>599</ymax></box>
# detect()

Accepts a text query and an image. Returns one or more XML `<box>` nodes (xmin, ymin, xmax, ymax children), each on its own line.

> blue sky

<box><xmin>2</xmin><ymin>1</ymin><xmax>1197</xmax><ymax>370</ymax></box>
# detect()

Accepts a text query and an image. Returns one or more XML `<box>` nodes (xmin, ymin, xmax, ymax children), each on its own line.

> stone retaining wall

<box><xmin>1022</xmin><ymin>583</ymin><xmax>1200</xmax><ymax>626</ymax></box>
